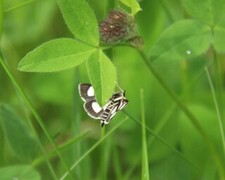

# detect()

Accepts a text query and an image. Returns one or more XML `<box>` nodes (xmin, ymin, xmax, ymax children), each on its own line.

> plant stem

<box><xmin>100</xmin><ymin>126</ymin><xmax>107</xmax><ymax>180</ymax></box>
<box><xmin>212</xmin><ymin>47</ymin><xmax>224</xmax><ymax>119</ymax></box>
<box><xmin>137</xmin><ymin>50</ymin><xmax>225</xmax><ymax>177</ymax></box>
<box><xmin>0</xmin><ymin>55</ymin><xmax>72</xmax><ymax>179</ymax></box>
<box><xmin>205</xmin><ymin>67</ymin><xmax>225</xmax><ymax>158</ymax></box>
<box><xmin>140</xmin><ymin>89</ymin><xmax>150</xmax><ymax>180</ymax></box>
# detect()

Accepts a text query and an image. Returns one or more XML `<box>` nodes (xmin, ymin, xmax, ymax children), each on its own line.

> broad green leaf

<box><xmin>120</xmin><ymin>0</ymin><xmax>142</xmax><ymax>15</ymax></box>
<box><xmin>18</xmin><ymin>38</ymin><xmax>95</xmax><ymax>72</ymax></box>
<box><xmin>213</xmin><ymin>20</ymin><xmax>225</xmax><ymax>53</ymax></box>
<box><xmin>86</xmin><ymin>50</ymin><xmax>117</xmax><ymax>106</ymax></box>
<box><xmin>0</xmin><ymin>104</ymin><xmax>40</xmax><ymax>162</ymax></box>
<box><xmin>57</xmin><ymin>0</ymin><xmax>99</xmax><ymax>46</ymax></box>
<box><xmin>150</xmin><ymin>20</ymin><xmax>211</xmax><ymax>63</ymax></box>
<box><xmin>0</xmin><ymin>165</ymin><xmax>41</xmax><ymax>180</ymax></box>
<box><xmin>182</xmin><ymin>0</ymin><xmax>225</xmax><ymax>25</ymax></box>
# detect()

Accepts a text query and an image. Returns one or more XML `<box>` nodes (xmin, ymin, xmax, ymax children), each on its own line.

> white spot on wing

<box><xmin>92</xmin><ymin>102</ymin><xmax>102</xmax><ymax>113</ymax></box>
<box><xmin>87</xmin><ymin>86</ymin><xmax>95</xmax><ymax>97</ymax></box>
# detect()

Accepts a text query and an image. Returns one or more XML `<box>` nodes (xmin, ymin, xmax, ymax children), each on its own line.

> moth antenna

<box><xmin>114</xmin><ymin>81</ymin><xmax>124</xmax><ymax>92</ymax></box>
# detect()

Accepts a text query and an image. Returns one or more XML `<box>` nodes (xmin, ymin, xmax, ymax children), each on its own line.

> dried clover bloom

<box><xmin>99</xmin><ymin>10</ymin><xmax>142</xmax><ymax>47</ymax></box>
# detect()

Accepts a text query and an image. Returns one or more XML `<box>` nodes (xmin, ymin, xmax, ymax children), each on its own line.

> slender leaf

<box><xmin>0</xmin><ymin>165</ymin><xmax>41</xmax><ymax>180</ymax></box>
<box><xmin>18</xmin><ymin>38</ymin><xmax>95</xmax><ymax>72</ymax></box>
<box><xmin>86</xmin><ymin>50</ymin><xmax>117</xmax><ymax>106</ymax></box>
<box><xmin>150</xmin><ymin>20</ymin><xmax>211</xmax><ymax>63</ymax></box>
<box><xmin>120</xmin><ymin>0</ymin><xmax>142</xmax><ymax>15</ymax></box>
<box><xmin>182</xmin><ymin>0</ymin><xmax>225</xmax><ymax>25</ymax></box>
<box><xmin>0</xmin><ymin>104</ymin><xmax>40</xmax><ymax>162</ymax></box>
<box><xmin>205</xmin><ymin>67</ymin><xmax>225</xmax><ymax>157</ymax></box>
<box><xmin>57</xmin><ymin>0</ymin><xmax>99</xmax><ymax>46</ymax></box>
<box><xmin>140</xmin><ymin>89</ymin><xmax>150</xmax><ymax>180</ymax></box>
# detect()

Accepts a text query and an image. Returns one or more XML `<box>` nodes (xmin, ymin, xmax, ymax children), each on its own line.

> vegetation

<box><xmin>0</xmin><ymin>0</ymin><xmax>225</xmax><ymax>179</ymax></box>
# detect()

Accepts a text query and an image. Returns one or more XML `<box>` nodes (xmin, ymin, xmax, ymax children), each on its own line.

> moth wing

<box><xmin>78</xmin><ymin>83</ymin><xmax>95</xmax><ymax>102</ymax></box>
<box><xmin>84</xmin><ymin>100</ymin><xmax>103</xmax><ymax>119</ymax></box>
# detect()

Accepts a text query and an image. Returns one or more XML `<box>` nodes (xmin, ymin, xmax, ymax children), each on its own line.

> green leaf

<box><xmin>18</xmin><ymin>38</ymin><xmax>95</xmax><ymax>72</ymax></box>
<box><xmin>150</xmin><ymin>20</ymin><xmax>211</xmax><ymax>64</ymax></box>
<box><xmin>213</xmin><ymin>20</ymin><xmax>225</xmax><ymax>53</ymax></box>
<box><xmin>0</xmin><ymin>104</ymin><xmax>40</xmax><ymax>162</ymax></box>
<box><xmin>86</xmin><ymin>50</ymin><xmax>117</xmax><ymax>106</ymax></box>
<box><xmin>120</xmin><ymin>0</ymin><xmax>142</xmax><ymax>15</ymax></box>
<box><xmin>182</xmin><ymin>0</ymin><xmax>225</xmax><ymax>25</ymax></box>
<box><xmin>57</xmin><ymin>0</ymin><xmax>99</xmax><ymax>46</ymax></box>
<box><xmin>0</xmin><ymin>165</ymin><xmax>41</xmax><ymax>180</ymax></box>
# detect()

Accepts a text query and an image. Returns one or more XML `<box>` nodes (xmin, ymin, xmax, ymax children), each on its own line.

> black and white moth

<box><xmin>78</xmin><ymin>83</ymin><xmax>128</xmax><ymax>127</ymax></box>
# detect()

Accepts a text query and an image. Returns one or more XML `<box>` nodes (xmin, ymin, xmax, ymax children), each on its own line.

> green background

<box><xmin>0</xmin><ymin>0</ymin><xmax>225</xmax><ymax>179</ymax></box>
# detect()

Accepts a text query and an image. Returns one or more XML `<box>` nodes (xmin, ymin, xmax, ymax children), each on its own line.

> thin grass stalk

<box><xmin>113</xmin><ymin>147</ymin><xmax>122</xmax><ymax>180</ymax></box>
<box><xmin>100</xmin><ymin>126</ymin><xmax>107</xmax><ymax>180</ymax></box>
<box><xmin>140</xmin><ymin>89</ymin><xmax>150</xmax><ymax>180</ymax></box>
<box><xmin>205</xmin><ymin>67</ymin><xmax>225</xmax><ymax>158</ymax></box>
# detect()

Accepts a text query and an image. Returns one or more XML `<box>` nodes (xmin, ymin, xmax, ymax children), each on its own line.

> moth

<box><xmin>78</xmin><ymin>83</ymin><xmax>128</xmax><ymax>127</ymax></box>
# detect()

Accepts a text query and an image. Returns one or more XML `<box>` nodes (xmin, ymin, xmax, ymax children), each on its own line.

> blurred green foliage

<box><xmin>0</xmin><ymin>0</ymin><xmax>225</xmax><ymax>180</ymax></box>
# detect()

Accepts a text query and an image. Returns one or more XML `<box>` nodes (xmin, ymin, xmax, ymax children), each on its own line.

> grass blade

<box><xmin>100</xmin><ymin>126</ymin><xmax>107</xmax><ymax>180</ymax></box>
<box><xmin>205</xmin><ymin>67</ymin><xmax>225</xmax><ymax>157</ymax></box>
<box><xmin>140</xmin><ymin>89</ymin><xmax>150</xmax><ymax>180</ymax></box>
